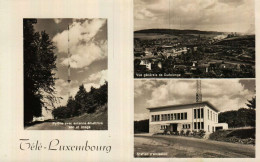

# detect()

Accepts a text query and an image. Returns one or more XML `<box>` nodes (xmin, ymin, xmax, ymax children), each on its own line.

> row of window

<box><xmin>182</xmin><ymin>124</ymin><xmax>191</xmax><ymax>129</ymax></box>
<box><xmin>151</xmin><ymin>112</ymin><xmax>187</xmax><ymax>122</ymax></box>
<box><xmin>160</xmin><ymin>125</ymin><xmax>167</xmax><ymax>130</ymax></box>
<box><xmin>160</xmin><ymin>124</ymin><xmax>191</xmax><ymax>130</ymax></box>
<box><xmin>194</xmin><ymin>122</ymin><xmax>204</xmax><ymax>129</ymax></box>
<box><xmin>194</xmin><ymin>108</ymin><xmax>204</xmax><ymax>119</ymax></box>
<box><xmin>207</xmin><ymin>109</ymin><xmax>218</xmax><ymax>122</ymax></box>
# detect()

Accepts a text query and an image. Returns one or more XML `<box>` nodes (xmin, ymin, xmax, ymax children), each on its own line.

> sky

<box><xmin>134</xmin><ymin>0</ymin><xmax>255</xmax><ymax>33</ymax></box>
<box><xmin>134</xmin><ymin>79</ymin><xmax>255</xmax><ymax>121</ymax></box>
<box><xmin>34</xmin><ymin>18</ymin><xmax>107</xmax><ymax>119</ymax></box>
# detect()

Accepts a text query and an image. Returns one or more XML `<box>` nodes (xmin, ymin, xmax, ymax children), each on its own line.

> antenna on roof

<box><xmin>196</xmin><ymin>80</ymin><xmax>202</xmax><ymax>103</ymax></box>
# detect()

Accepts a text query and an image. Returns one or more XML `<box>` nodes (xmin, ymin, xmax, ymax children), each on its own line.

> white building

<box><xmin>140</xmin><ymin>59</ymin><xmax>151</xmax><ymax>70</ymax></box>
<box><xmin>148</xmin><ymin>101</ymin><xmax>228</xmax><ymax>134</ymax></box>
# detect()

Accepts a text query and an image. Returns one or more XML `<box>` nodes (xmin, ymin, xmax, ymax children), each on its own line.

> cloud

<box><xmin>53</xmin><ymin>79</ymin><xmax>79</xmax><ymax>107</ymax></box>
<box><xmin>218</xmin><ymin>0</ymin><xmax>244</xmax><ymax>6</ymax></box>
<box><xmin>134</xmin><ymin>113</ymin><xmax>149</xmax><ymax>121</ymax></box>
<box><xmin>134</xmin><ymin>0</ymin><xmax>254</xmax><ymax>33</ymax></box>
<box><xmin>52</xmin><ymin>19</ymin><xmax>107</xmax><ymax>69</ymax></box>
<box><xmin>136</xmin><ymin>80</ymin><xmax>255</xmax><ymax>113</ymax></box>
<box><xmin>88</xmin><ymin>69</ymin><xmax>107</xmax><ymax>85</ymax></box>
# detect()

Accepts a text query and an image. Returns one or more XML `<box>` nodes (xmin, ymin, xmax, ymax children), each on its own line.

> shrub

<box><xmin>192</xmin><ymin>130</ymin><xmax>197</xmax><ymax>136</ymax></box>
<box><xmin>198</xmin><ymin>130</ymin><xmax>206</xmax><ymax>138</ymax></box>
<box><xmin>186</xmin><ymin>130</ymin><xmax>191</xmax><ymax>136</ymax></box>
<box><xmin>180</xmin><ymin>130</ymin><xmax>184</xmax><ymax>136</ymax></box>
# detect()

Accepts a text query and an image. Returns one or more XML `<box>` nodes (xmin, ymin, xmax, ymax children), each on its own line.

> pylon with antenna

<box><xmin>196</xmin><ymin>80</ymin><xmax>202</xmax><ymax>103</ymax></box>
<box><xmin>67</xmin><ymin>25</ymin><xmax>71</xmax><ymax>98</ymax></box>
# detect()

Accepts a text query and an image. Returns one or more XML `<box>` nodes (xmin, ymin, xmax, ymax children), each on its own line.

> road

<box><xmin>25</xmin><ymin>122</ymin><xmax>72</xmax><ymax>130</ymax></box>
<box><xmin>134</xmin><ymin>134</ymin><xmax>255</xmax><ymax>158</ymax></box>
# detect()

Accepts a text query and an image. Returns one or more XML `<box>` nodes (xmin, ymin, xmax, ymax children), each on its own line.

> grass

<box><xmin>63</xmin><ymin>105</ymin><xmax>108</xmax><ymax>130</ymax></box>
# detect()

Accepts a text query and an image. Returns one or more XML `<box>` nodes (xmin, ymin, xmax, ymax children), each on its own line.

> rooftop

<box><xmin>147</xmin><ymin>101</ymin><xmax>219</xmax><ymax>112</ymax></box>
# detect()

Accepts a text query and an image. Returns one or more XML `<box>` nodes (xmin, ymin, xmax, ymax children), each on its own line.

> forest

<box><xmin>52</xmin><ymin>82</ymin><xmax>108</xmax><ymax>119</ymax></box>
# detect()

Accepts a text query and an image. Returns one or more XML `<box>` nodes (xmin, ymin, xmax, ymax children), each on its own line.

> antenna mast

<box><xmin>196</xmin><ymin>80</ymin><xmax>202</xmax><ymax>103</ymax></box>
<box><xmin>67</xmin><ymin>25</ymin><xmax>71</xmax><ymax>98</ymax></box>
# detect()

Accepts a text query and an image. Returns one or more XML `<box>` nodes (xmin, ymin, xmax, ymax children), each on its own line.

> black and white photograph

<box><xmin>134</xmin><ymin>0</ymin><xmax>255</xmax><ymax>78</ymax></box>
<box><xmin>24</xmin><ymin>18</ymin><xmax>108</xmax><ymax>130</ymax></box>
<box><xmin>134</xmin><ymin>79</ymin><xmax>255</xmax><ymax>158</ymax></box>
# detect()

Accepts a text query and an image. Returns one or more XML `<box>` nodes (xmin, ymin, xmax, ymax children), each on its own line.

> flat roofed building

<box><xmin>147</xmin><ymin>101</ymin><xmax>228</xmax><ymax>134</ymax></box>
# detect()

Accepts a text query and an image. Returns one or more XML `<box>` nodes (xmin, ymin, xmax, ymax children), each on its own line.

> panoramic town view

<box><xmin>134</xmin><ymin>0</ymin><xmax>255</xmax><ymax>78</ymax></box>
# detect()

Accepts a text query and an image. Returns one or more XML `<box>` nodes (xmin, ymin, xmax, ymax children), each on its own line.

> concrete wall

<box><xmin>203</xmin><ymin>105</ymin><xmax>219</xmax><ymax>133</ymax></box>
<box><xmin>149</xmin><ymin>124</ymin><xmax>164</xmax><ymax>134</ymax></box>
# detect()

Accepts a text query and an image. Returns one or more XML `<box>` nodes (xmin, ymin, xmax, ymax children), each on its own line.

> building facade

<box><xmin>148</xmin><ymin>101</ymin><xmax>228</xmax><ymax>134</ymax></box>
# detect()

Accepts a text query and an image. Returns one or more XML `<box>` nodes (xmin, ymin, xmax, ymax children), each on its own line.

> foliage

<box><xmin>246</xmin><ymin>97</ymin><xmax>256</xmax><ymax>109</ymax></box>
<box><xmin>134</xmin><ymin>119</ymin><xmax>149</xmax><ymax>133</ymax></box>
<box><xmin>198</xmin><ymin>130</ymin><xmax>206</xmax><ymax>138</ymax></box>
<box><xmin>219</xmin><ymin>108</ymin><xmax>255</xmax><ymax>128</ymax></box>
<box><xmin>186</xmin><ymin>130</ymin><xmax>191</xmax><ymax>136</ymax></box>
<box><xmin>209</xmin><ymin>128</ymin><xmax>255</xmax><ymax>145</ymax></box>
<box><xmin>24</xmin><ymin>19</ymin><xmax>57</xmax><ymax>124</ymax></box>
<box><xmin>52</xmin><ymin>82</ymin><xmax>108</xmax><ymax>119</ymax></box>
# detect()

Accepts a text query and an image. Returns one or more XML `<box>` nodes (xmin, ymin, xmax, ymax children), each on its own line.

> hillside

<box><xmin>134</xmin><ymin>29</ymin><xmax>224</xmax><ymax>35</ymax></box>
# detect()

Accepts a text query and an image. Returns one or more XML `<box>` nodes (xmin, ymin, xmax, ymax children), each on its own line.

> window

<box><xmin>194</xmin><ymin>109</ymin><xmax>197</xmax><ymax>119</ymax></box>
<box><xmin>188</xmin><ymin>124</ymin><xmax>190</xmax><ymax>129</ymax></box>
<box><xmin>161</xmin><ymin>114</ymin><xmax>164</xmax><ymax>121</ymax></box>
<box><xmin>183</xmin><ymin>125</ymin><xmax>185</xmax><ymax>129</ymax></box>
<box><xmin>194</xmin><ymin>122</ymin><xmax>197</xmax><ymax>129</ymax></box>
<box><xmin>208</xmin><ymin>125</ymin><xmax>210</xmax><ymax>132</ymax></box>
<box><xmin>208</xmin><ymin>109</ymin><xmax>209</xmax><ymax>119</ymax></box>
<box><xmin>170</xmin><ymin>114</ymin><xmax>173</xmax><ymax>120</ymax></box>
<box><xmin>181</xmin><ymin>113</ymin><xmax>183</xmax><ymax>120</ymax></box>
<box><xmin>198</xmin><ymin>122</ymin><xmax>200</xmax><ymax>129</ymax></box>
<box><xmin>198</xmin><ymin>109</ymin><xmax>200</xmax><ymax>118</ymax></box>
<box><xmin>164</xmin><ymin>114</ymin><xmax>167</xmax><ymax>121</ymax></box>
<box><xmin>201</xmin><ymin>108</ymin><xmax>204</xmax><ymax>118</ymax></box>
<box><xmin>201</xmin><ymin>122</ymin><xmax>204</xmax><ymax>129</ymax></box>
<box><xmin>174</xmin><ymin>113</ymin><xmax>177</xmax><ymax>120</ymax></box>
<box><xmin>184</xmin><ymin>112</ymin><xmax>187</xmax><ymax>119</ymax></box>
<box><xmin>168</xmin><ymin>114</ymin><xmax>170</xmax><ymax>121</ymax></box>
<box><xmin>177</xmin><ymin>113</ymin><xmax>180</xmax><ymax>120</ymax></box>
<box><xmin>152</xmin><ymin>115</ymin><xmax>154</xmax><ymax>122</ymax></box>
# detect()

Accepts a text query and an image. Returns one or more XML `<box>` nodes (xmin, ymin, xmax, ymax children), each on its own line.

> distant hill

<box><xmin>134</xmin><ymin>29</ymin><xmax>225</xmax><ymax>35</ymax></box>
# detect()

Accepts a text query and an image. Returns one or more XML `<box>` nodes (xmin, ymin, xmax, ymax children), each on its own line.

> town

<box><xmin>134</xmin><ymin>29</ymin><xmax>255</xmax><ymax>78</ymax></box>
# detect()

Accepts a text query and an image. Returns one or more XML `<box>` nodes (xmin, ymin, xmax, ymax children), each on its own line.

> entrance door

<box><xmin>170</xmin><ymin>124</ymin><xmax>178</xmax><ymax>132</ymax></box>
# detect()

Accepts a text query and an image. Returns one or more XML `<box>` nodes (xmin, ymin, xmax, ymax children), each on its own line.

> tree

<box><xmin>24</xmin><ymin>19</ymin><xmax>57</xmax><ymax>124</ymax></box>
<box><xmin>74</xmin><ymin>84</ymin><xmax>88</xmax><ymax>115</ymax></box>
<box><xmin>246</xmin><ymin>97</ymin><xmax>256</xmax><ymax>109</ymax></box>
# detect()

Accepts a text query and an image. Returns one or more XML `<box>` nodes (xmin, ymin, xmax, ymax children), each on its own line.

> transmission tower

<box><xmin>67</xmin><ymin>25</ymin><xmax>71</xmax><ymax>98</ymax></box>
<box><xmin>196</xmin><ymin>80</ymin><xmax>202</xmax><ymax>103</ymax></box>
